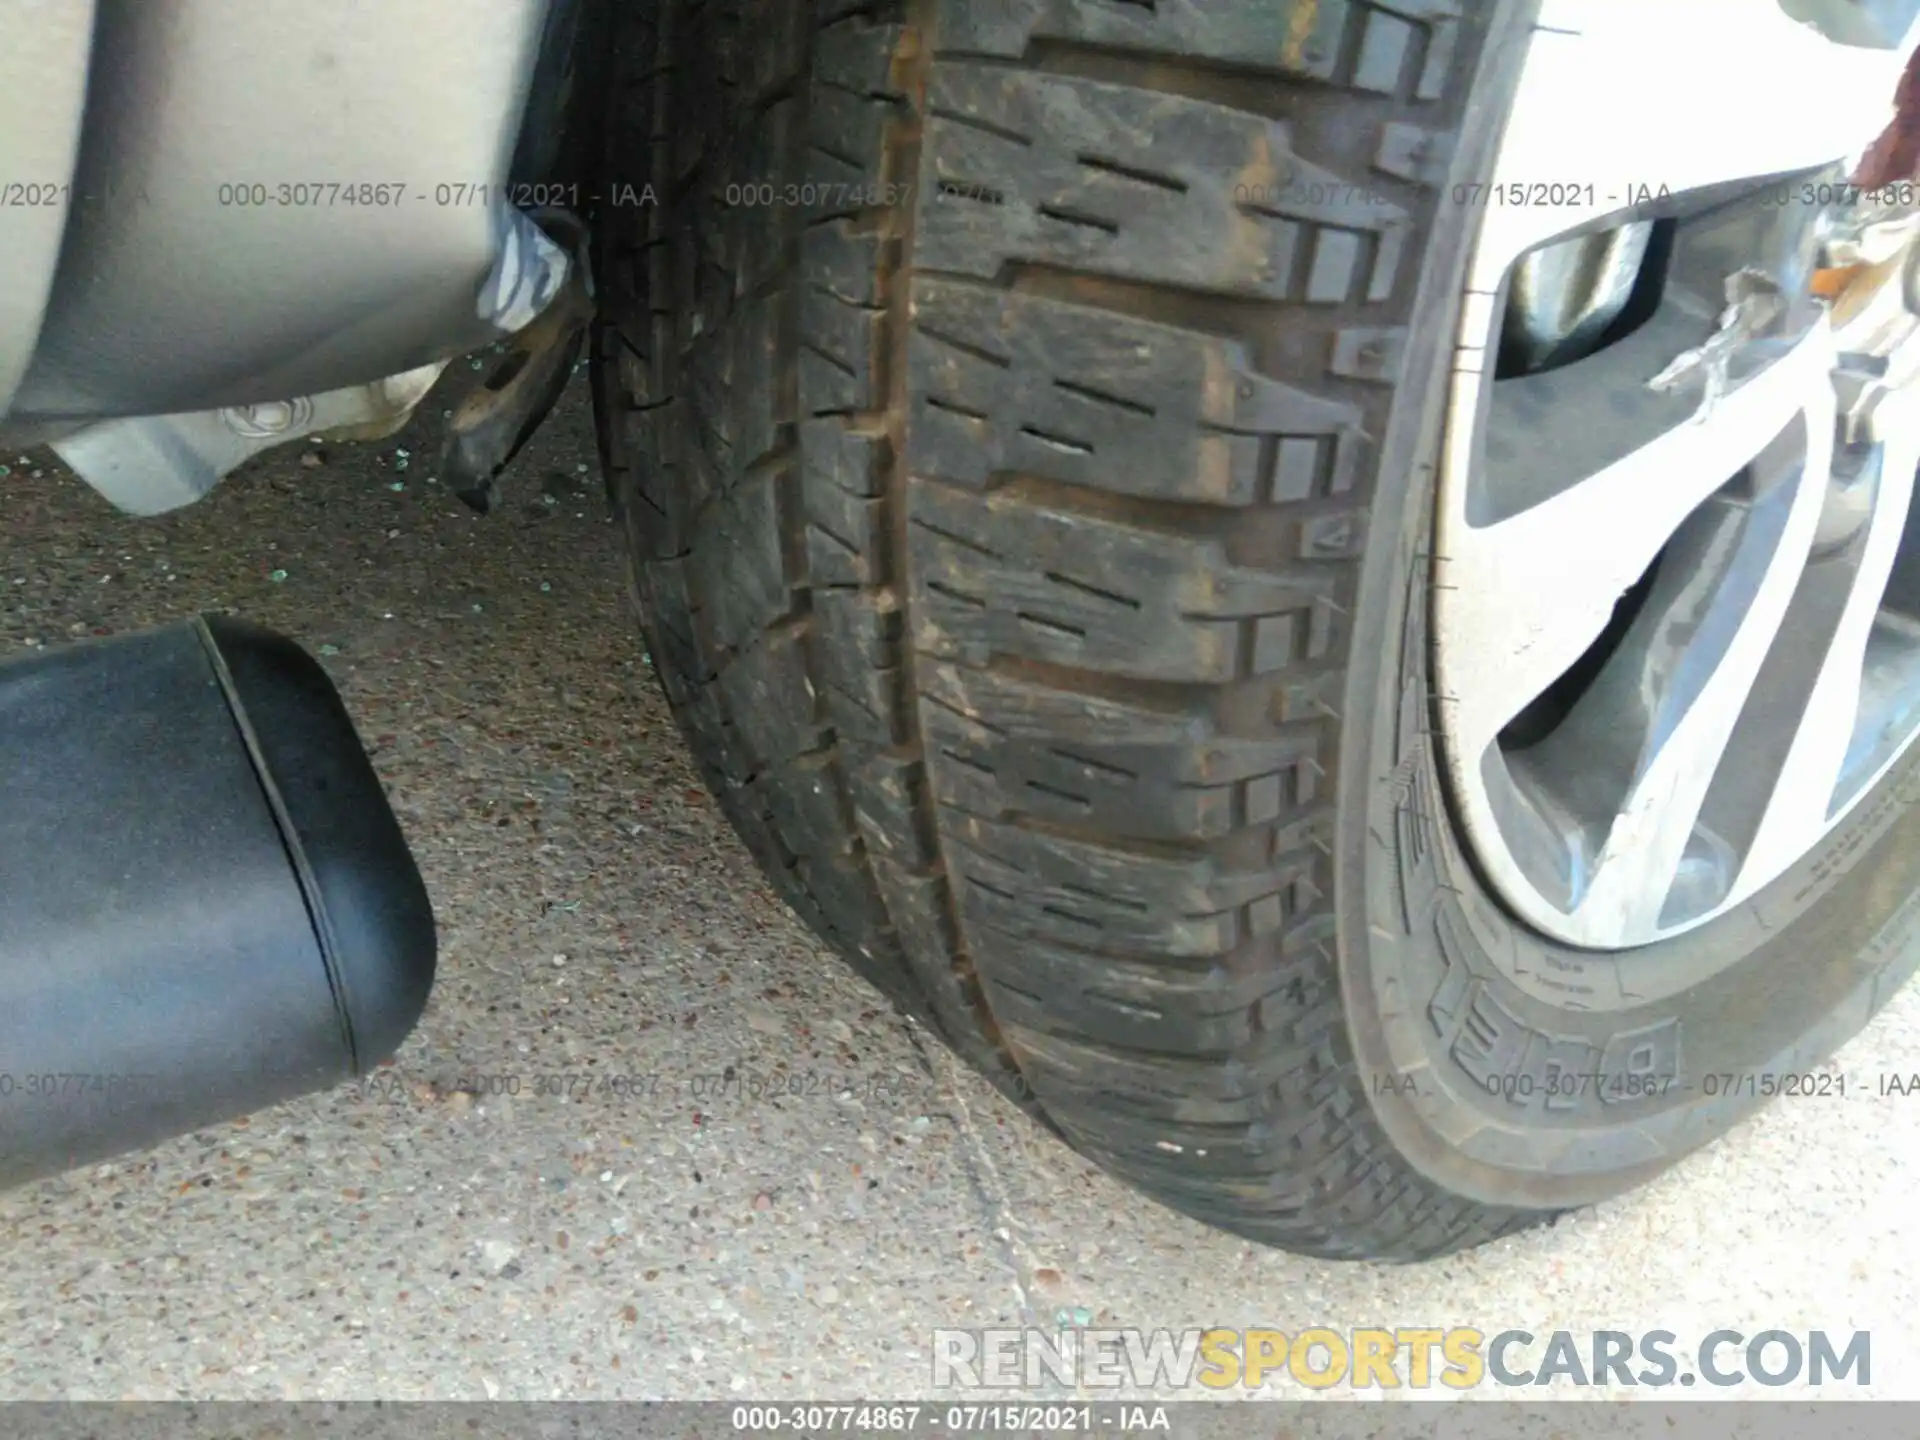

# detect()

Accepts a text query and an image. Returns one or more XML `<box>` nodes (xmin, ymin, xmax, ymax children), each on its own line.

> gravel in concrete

<box><xmin>1</xmin><ymin>369</ymin><xmax>1917</xmax><ymax>1403</ymax></box>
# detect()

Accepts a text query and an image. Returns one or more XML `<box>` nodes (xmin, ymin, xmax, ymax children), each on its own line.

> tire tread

<box><xmin>595</xmin><ymin>0</ymin><xmax>1547</xmax><ymax>1258</ymax></box>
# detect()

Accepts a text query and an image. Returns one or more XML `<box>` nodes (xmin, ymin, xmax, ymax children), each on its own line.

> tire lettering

<box><xmin>1448</xmin><ymin>985</ymin><xmax>1531</xmax><ymax>1091</ymax></box>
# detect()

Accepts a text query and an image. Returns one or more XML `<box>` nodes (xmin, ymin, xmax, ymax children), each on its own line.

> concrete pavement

<box><xmin>1</xmin><ymin>369</ymin><xmax>1916</xmax><ymax>1403</ymax></box>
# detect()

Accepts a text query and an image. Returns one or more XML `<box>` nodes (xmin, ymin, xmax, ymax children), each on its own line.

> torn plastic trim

<box><xmin>42</xmin><ymin>204</ymin><xmax>586</xmax><ymax>516</ymax></box>
<box><xmin>51</xmin><ymin>362</ymin><xmax>451</xmax><ymax>516</ymax></box>
<box><xmin>442</xmin><ymin>209</ymin><xmax>595</xmax><ymax>515</ymax></box>
<box><xmin>478</xmin><ymin>208</ymin><xmax>573</xmax><ymax>336</ymax></box>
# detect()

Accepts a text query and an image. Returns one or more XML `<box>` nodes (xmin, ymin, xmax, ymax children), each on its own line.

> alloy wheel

<box><xmin>1435</xmin><ymin>0</ymin><xmax>1920</xmax><ymax>949</ymax></box>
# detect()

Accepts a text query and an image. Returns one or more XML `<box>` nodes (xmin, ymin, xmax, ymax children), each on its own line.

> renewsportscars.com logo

<box><xmin>931</xmin><ymin>1328</ymin><xmax>1871</xmax><ymax>1390</ymax></box>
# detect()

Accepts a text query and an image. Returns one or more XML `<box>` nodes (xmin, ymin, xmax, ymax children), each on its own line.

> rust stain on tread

<box><xmin>889</xmin><ymin>21</ymin><xmax>923</xmax><ymax>84</ymax></box>
<box><xmin>1283</xmin><ymin>0</ymin><xmax>1320</xmax><ymax>72</ymax></box>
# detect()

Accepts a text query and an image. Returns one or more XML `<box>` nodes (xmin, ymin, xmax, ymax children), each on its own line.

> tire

<box><xmin>590</xmin><ymin>0</ymin><xmax>1920</xmax><ymax>1260</ymax></box>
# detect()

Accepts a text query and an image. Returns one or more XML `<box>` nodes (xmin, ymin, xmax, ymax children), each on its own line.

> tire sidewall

<box><xmin>1341</xmin><ymin>0</ymin><xmax>1920</xmax><ymax>1208</ymax></box>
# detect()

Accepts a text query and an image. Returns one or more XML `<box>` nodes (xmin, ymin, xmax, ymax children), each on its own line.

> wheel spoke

<box><xmin>1437</xmin><ymin>0</ymin><xmax>1920</xmax><ymax>948</ymax></box>
<box><xmin>1738</xmin><ymin>398</ymin><xmax>1920</xmax><ymax>890</ymax></box>
<box><xmin>1436</xmin><ymin>329</ymin><xmax>1833</xmax><ymax>765</ymax></box>
<box><xmin>1472</xmin><ymin>1</ymin><xmax>1914</xmax><ymax>289</ymax></box>
<box><xmin>1574</xmin><ymin>391</ymin><xmax>1837</xmax><ymax>940</ymax></box>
